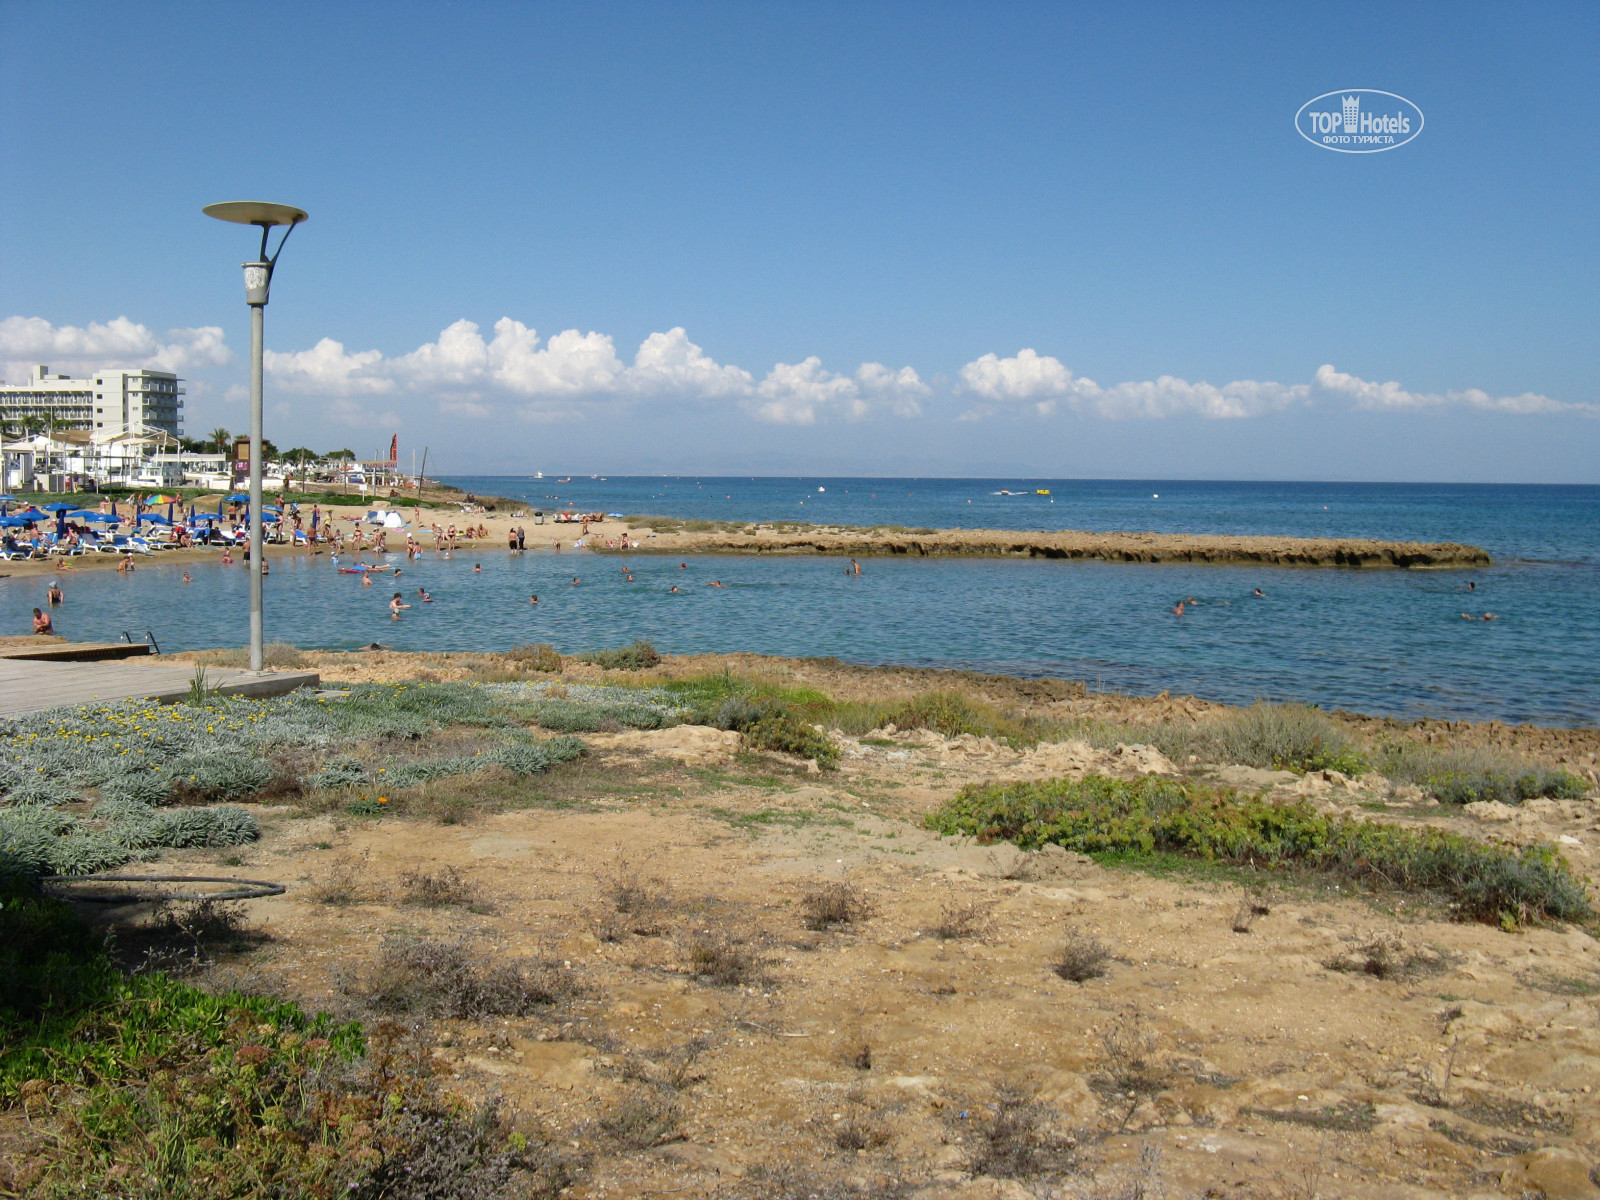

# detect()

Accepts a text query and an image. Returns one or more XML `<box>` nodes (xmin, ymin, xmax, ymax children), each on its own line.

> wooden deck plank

<box><xmin>0</xmin><ymin>641</ymin><xmax>156</xmax><ymax>662</ymax></box>
<box><xmin>0</xmin><ymin>660</ymin><xmax>319</xmax><ymax>717</ymax></box>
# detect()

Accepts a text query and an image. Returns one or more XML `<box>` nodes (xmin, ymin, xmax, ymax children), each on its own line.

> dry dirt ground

<box><xmin>138</xmin><ymin>653</ymin><xmax>1600</xmax><ymax>1200</ymax></box>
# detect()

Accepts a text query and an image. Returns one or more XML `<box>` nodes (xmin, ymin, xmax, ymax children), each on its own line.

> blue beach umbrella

<box><xmin>137</xmin><ymin>513</ymin><xmax>173</xmax><ymax>525</ymax></box>
<box><xmin>226</xmin><ymin>493</ymin><xmax>250</xmax><ymax>502</ymax></box>
<box><xmin>0</xmin><ymin>514</ymin><xmax>29</xmax><ymax>527</ymax></box>
<box><xmin>42</xmin><ymin>502</ymin><xmax>76</xmax><ymax>512</ymax></box>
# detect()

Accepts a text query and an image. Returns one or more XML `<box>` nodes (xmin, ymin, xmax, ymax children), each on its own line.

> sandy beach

<box><xmin>0</xmin><ymin>491</ymin><xmax>1489</xmax><ymax>578</ymax></box>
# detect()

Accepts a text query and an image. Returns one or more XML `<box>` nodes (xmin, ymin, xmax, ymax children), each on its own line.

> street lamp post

<box><xmin>202</xmin><ymin>201</ymin><xmax>307</xmax><ymax>673</ymax></box>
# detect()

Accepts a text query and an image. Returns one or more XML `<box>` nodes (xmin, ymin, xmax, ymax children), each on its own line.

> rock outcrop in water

<box><xmin>626</xmin><ymin>521</ymin><xmax>1491</xmax><ymax>568</ymax></box>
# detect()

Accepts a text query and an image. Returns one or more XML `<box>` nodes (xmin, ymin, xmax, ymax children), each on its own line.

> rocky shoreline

<box><xmin>622</xmin><ymin>519</ymin><xmax>1492</xmax><ymax>568</ymax></box>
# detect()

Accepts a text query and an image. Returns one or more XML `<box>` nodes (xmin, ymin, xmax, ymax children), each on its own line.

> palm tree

<box><xmin>208</xmin><ymin>427</ymin><xmax>231</xmax><ymax>455</ymax></box>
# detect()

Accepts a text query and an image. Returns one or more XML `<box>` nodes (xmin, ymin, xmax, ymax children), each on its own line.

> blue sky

<box><xmin>2</xmin><ymin>1</ymin><xmax>1597</xmax><ymax>480</ymax></box>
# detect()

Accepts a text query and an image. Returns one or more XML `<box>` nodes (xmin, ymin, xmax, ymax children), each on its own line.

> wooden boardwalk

<box><xmin>0</xmin><ymin>640</ymin><xmax>156</xmax><ymax>662</ymax></box>
<box><xmin>0</xmin><ymin>660</ymin><xmax>320</xmax><ymax>718</ymax></box>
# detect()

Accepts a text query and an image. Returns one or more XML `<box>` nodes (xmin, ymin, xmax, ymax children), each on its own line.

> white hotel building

<box><xmin>0</xmin><ymin>364</ymin><xmax>184</xmax><ymax>437</ymax></box>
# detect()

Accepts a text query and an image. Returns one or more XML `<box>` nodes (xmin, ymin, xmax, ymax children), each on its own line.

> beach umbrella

<box><xmin>146</xmin><ymin>493</ymin><xmax>179</xmax><ymax>504</ymax></box>
<box><xmin>226</xmin><ymin>493</ymin><xmax>250</xmax><ymax>502</ymax></box>
<box><xmin>0</xmin><ymin>495</ymin><xmax>11</xmax><ymax>517</ymax></box>
<box><xmin>0</xmin><ymin>515</ymin><xmax>29</xmax><ymax>527</ymax></box>
<box><xmin>137</xmin><ymin>513</ymin><xmax>173</xmax><ymax>525</ymax></box>
<box><xmin>79</xmin><ymin>513</ymin><xmax>119</xmax><ymax>524</ymax></box>
<box><xmin>41</xmin><ymin>502</ymin><xmax>76</xmax><ymax>512</ymax></box>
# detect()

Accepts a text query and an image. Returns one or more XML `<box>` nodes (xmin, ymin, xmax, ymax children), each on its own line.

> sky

<box><xmin>2</xmin><ymin>1</ymin><xmax>1597</xmax><ymax>481</ymax></box>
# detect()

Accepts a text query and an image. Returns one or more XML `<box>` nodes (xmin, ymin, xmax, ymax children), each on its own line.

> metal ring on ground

<box><xmin>40</xmin><ymin>874</ymin><xmax>287</xmax><ymax>903</ymax></box>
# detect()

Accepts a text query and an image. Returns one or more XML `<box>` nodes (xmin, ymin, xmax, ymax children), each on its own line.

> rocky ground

<box><xmin>116</xmin><ymin>651</ymin><xmax>1600</xmax><ymax>1200</ymax></box>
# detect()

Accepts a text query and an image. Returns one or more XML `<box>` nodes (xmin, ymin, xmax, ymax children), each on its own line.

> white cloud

<box><xmin>855</xmin><ymin>362</ymin><xmax>931</xmax><ymax>418</ymax></box>
<box><xmin>957</xmin><ymin>349</ymin><xmax>1586</xmax><ymax>420</ymax></box>
<box><xmin>1310</xmin><ymin>364</ymin><xmax>1587</xmax><ymax>415</ymax></box>
<box><xmin>627</xmin><ymin>327</ymin><xmax>753</xmax><ymax>399</ymax></box>
<box><xmin>261</xmin><ymin>318</ymin><xmax>920</xmax><ymax>426</ymax></box>
<box><xmin>0</xmin><ymin>315</ymin><xmax>232</xmax><ymax>382</ymax></box>
<box><xmin>746</xmin><ymin>358</ymin><xmax>931</xmax><ymax>425</ymax></box>
<box><xmin>263</xmin><ymin>338</ymin><xmax>392</xmax><ymax>396</ymax></box>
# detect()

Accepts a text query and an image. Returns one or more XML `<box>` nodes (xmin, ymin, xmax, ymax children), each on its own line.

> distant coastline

<box><xmin>617</xmin><ymin>516</ymin><xmax>1491</xmax><ymax>568</ymax></box>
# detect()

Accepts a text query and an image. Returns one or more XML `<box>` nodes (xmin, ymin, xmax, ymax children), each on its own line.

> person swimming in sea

<box><xmin>389</xmin><ymin>592</ymin><xmax>410</xmax><ymax>618</ymax></box>
<box><xmin>571</xmin><ymin>577</ymin><xmax>580</xmax><ymax>585</ymax></box>
<box><xmin>417</xmin><ymin>587</ymin><xmax>432</xmax><ymax>602</ymax></box>
<box><xmin>1253</xmin><ymin>587</ymin><xmax>1264</xmax><ymax>597</ymax></box>
<box><xmin>669</xmin><ymin>585</ymin><xmax>679</xmax><ymax>593</ymax></box>
<box><xmin>181</xmin><ymin>572</ymin><xmax>192</xmax><ymax>584</ymax></box>
<box><xmin>46</xmin><ymin>581</ymin><xmax>63</xmax><ymax>605</ymax></box>
<box><xmin>707</xmin><ymin>580</ymin><xmax>725</xmax><ymax>588</ymax></box>
<box><xmin>474</xmin><ymin>563</ymin><xmax>482</xmax><ymax>572</ymax></box>
<box><xmin>1173</xmin><ymin>600</ymin><xmax>1185</xmax><ymax>616</ymax></box>
<box><xmin>529</xmin><ymin>594</ymin><xmax>538</xmax><ymax>604</ymax></box>
<box><xmin>361</xmin><ymin>572</ymin><xmax>373</xmax><ymax>586</ymax></box>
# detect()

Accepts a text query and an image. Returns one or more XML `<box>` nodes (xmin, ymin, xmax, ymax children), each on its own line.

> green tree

<box><xmin>324</xmin><ymin>448</ymin><xmax>356</xmax><ymax>460</ymax></box>
<box><xmin>207</xmin><ymin>426</ymin><xmax>231</xmax><ymax>454</ymax></box>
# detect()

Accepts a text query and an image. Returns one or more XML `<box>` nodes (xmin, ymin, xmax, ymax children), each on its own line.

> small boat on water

<box><xmin>1036</xmin><ymin>489</ymin><xmax>1051</xmax><ymax>495</ymax></box>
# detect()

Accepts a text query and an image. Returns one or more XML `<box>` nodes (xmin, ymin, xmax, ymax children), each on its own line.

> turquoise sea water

<box><xmin>2</xmin><ymin>478</ymin><xmax>1596</xmax><ymax>726</ymax></box>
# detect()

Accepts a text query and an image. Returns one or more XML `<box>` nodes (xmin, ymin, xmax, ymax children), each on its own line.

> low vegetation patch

<box><xmin>1374</xmin><ymin>741</ymin><xmax>1588</xmax><ymax>805</ymax></box>
<box><xmin>507</xmin><ymin>642</ymin><xmax>564</xmax><ymax>672</ymax></box>
<box><xmin>347</xmin><ymin>936</ymin><xmax>579</xmax><ymax>1018</ymax></box>
<box><xmin>1053</xmin><ymin>929</ymin><xmax>1112</xmax><ymax>982</ymax></box>
<box><xmin>579</xmin><ymin>639</ymin><xmax>662</xmax><ymax>670</ymax></box>
<box><xmin>800</xmin><ymin>881</ymin><xmax>874</xmax><ymax>930</ymax></box>
<box><xmin>399</xmin><ymin>864</ymin><xmax>489</xmax><ymax>910</ymax></box>
<box><xmin>683</xmin><ymin>932</ymin><xmax>765</xmax><ymax>987</ymax></box>
<box><xmin>928</xmin><ymin>774</ymin><xmax>1593</xmax><ymax>926</ymax></box>
<box><xmin>1</xmin><ymin>882</ymin><xmax>567</xmax><ymax>1199</ymax></box>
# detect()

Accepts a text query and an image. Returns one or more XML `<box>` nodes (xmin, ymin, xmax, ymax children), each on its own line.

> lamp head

<box><xmin>204</xmin><ymin>202</ymin><xmax>308</xmax><ymax>307</ymax></box>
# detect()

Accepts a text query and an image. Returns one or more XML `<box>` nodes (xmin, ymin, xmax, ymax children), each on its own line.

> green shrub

<box><xmin>488</xmin><ymin>738</ymin><xmax>584</xmax><ymax>775</ymax></box>
<box><xmin>1374</xmin><ymin>742</ymin><xmax>1590</xmax><ymax>805</ymax></box>
<box><xmin>1</xmin><ymin>888</ymin><xmax>560</xmax><ymax>1199</ymax></box>
<box><xmin>520</xmin><ymin>698</ymin><xmax>668</xmax><ymax>732</ymax></box>
<box><xmin>1201</xmin><ymin>703</ymin><xmax>1367</xmax><ymax>774</ymax></box>
<box><xmin>579</xmin><ymin>640</ymin><xmax>662</xmax><ymax>671</ymax></box>
<box><xmin>927</xmin><ymin>774</ymin><xmax>1592</xmax><ymax>927</ymax></box>
<box><xmin>315</xmin><ymin>755</ymin><xmax>369</xmax><ymax>788</ymax></box>
<box><xmin>508</xmin><ymin>643</ymin><xmax>564</xmax><ymax>672</ymax></box>
<box><xmin>743</xmin><ymin>711</ymin><xmax>839</xmax><ymax>768</ymax></box>
<box><xmin>97</xmin><ymin>770</ymin><xmax>173</xmax><ymax>807</ymax></box>
<box><xmin>1427</xmin><ymin>771</ymin><xmax>1587</xmax><ymax>809</ymax></box>
<box><xmin>888</xmin><ymin>691</ymin><xmax>988</xmax><ymax>737</ymax></box>
<box><xmin>169</xmin><ymin>752</ymin><xmax>273</xmax><ymax>802</ymax></box>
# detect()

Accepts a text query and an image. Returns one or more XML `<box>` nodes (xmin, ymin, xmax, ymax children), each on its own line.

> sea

<box><xmin>5</xmin><ymin>477</ymin><xmax>1597</xmax><ymax>727</ymax></box>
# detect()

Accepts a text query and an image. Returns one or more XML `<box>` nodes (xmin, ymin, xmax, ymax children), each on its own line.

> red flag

<box><xmin>389</xmin><ymin>434</ymin><xmax>398</xmax><ymax>463</ymax></box>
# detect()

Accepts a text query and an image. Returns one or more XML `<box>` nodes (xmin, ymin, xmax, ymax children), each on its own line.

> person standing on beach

<box><xmin>517</xmin><ymin>526</ymin><xmax>526</xmax><ymax>550</ymax></box>
<box><xmin>508</xmin><ymin>528</ymin><xmax>519</xmax><ymax>552</ymax></box>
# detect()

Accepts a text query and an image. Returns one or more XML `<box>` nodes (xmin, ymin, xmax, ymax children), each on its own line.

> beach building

<box><xmin>0</xmin><ymin>364</ymin><xmax>184</xmax><ymax>438</ymax></box>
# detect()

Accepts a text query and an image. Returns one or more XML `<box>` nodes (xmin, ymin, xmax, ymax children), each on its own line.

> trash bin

<box><xmin>533</xmin><ymin>510</ymin><xmax>545</xmax><ymax>525</ymax></box>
